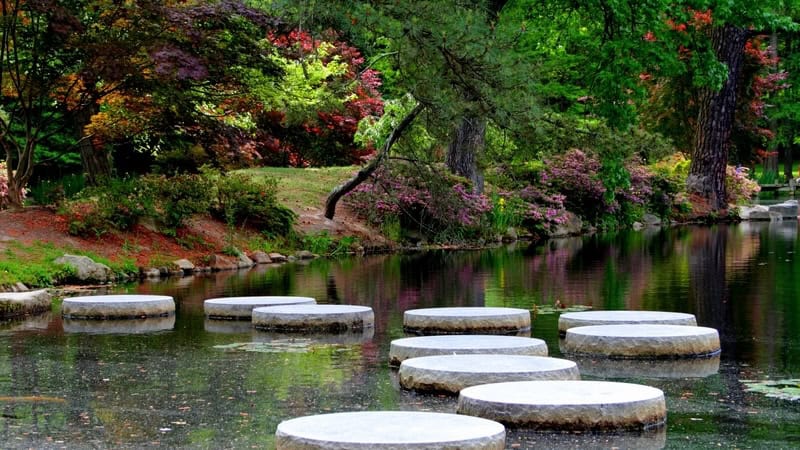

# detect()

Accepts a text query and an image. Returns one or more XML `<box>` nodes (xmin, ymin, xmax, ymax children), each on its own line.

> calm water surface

<box><xmin>2</xmin><ymin>222</ymin><xmax>800</xmax><ymax>449</ymax></box>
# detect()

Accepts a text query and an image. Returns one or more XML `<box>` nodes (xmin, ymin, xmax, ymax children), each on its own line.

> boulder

<box><xmin>749</xmin><ymin>209</ymin><xmax>784</xmax><ymax>221</ymax></box>
<box><xmin>632</xmin><ymin>222</ymin><xmax>644</xmax><ymax>231</ymax></box>
<box><xmin>141</xmin><ymin>268</ymin><xmax>161</xmax><ymax>278</ymax></box>
<box><xmin>550</xmin><ymin>212</ymin><xmax>582</xmax><ymax>238</ymax></box>
<box><xmin>295</xmin><ymin>250</ymin><xmax>315</xmax><ymax>260</ymax></box>
<box><xmin>769</xmin><ymin>201</ymin><xmax>798</xmax><ymax>219</ymax></box>
<box><xmin>172</xmin><ymin>259</ymin><xmax>195</xmax><ymax>274</ymax></box>
<box><xmin>503</xmin><ymin>227</ymin><xmax>518</xmax><ymax>242</ymax></box>
<box><xmin>269</xmin><ymin>253</ymin><xmax>288</xmax><ymax>263</ymax></box>
<box><xmin>237</xmin><ymin>253</ymin><xmax>255</xmax><ymax>269</ymax></box>
<box><xmin>54</xmin><ymin>254</ymin><xmax>113</xmax><ymax>283</ymax></box>
<box><xmin>250</xmin><ymin>251</ymin><xmax>272</xmax><ymax>264</ymax></box>
<box><xmin>208</xmin><ymin>254</ymin><xmax>238</xmax><ymax>272</ymax></box>
<box><xmin>739</xmin><ymin>205</ymin><xmax>768</xmax><ymax>220</ymax></box>
<box><xmin>642</xmin><ymin>213</ymin><xmax>661</xmax><ymax>226</ymax></box>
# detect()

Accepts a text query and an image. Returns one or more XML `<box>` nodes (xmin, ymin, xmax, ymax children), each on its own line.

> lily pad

<box><xmin>740</xmin><ymin>379</ymin><xmax>800</xmax><ymax>402</ymax></box>
<box><xmin>533</xmin><ymin>304</ymin><xmax>593</xmax><ymax>315</ymax></box>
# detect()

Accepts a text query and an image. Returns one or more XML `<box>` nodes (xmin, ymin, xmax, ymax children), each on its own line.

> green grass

<box><xmin>0</xmin><ymin>241</ymin><xmax>136</xmax><ymax>288</ymax></box>
<box><xmin>752</xmin><ymin>162</ymin><xmax>800</xmax><ymax>184</ymax></box>
<box><xmin>241</xmin><ymin>166</ymin><xmax>357</xmax><ymax>212</ymax></box>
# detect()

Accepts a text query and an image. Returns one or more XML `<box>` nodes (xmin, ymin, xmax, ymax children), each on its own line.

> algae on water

<box><xmin>740</xmin><ymin>379</ymin><xmax>800</xmax><ymax>402</ymax></box>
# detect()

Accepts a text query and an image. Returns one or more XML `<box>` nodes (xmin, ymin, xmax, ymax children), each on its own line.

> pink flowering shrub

<box><xmin>345</xmin><ymin>163</ymin><xmax>492</xmax><ymax>242</ymax></box>
<box><xmin>0</xmin><ymin>161</ymin><xmax>25</xmax><ymax>210</ymax></box>
<box><xmin>726</xmin><ymin>165</ymin><xmax>760</xmax><ymax>204</ymax></box>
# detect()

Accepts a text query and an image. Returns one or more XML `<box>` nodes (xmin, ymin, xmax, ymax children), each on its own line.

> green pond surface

<box><xmin>2</xmin><ymin>222</ymin><xmax>800</xmax><ymax>448</ymax></box>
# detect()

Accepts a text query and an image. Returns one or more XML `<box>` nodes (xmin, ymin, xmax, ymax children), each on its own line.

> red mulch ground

<box><xmin>0</xmin><ymin>204</ymin><xmax>389</xmax><ymax>268</ymax></box>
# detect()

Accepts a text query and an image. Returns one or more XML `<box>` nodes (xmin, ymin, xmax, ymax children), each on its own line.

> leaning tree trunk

<box><xmin>324</xmin><ymin>104</ymin><xmax>424</xmax><ymax>220</ymax></box>
<box><xmin>76</xmin><ymin>106</ymin><xmax>111</xmax><ymax>186</ymax></box>
<box><xmin>2</xmin><ymin>140</ymin><xmax>36</xmax><ymax>210</ymax></box>
<box><xmin>446</xmin><ymin>116</ymin><xmax>486</xmax><ymax>193</ymax></box>
<box><xmin>687</xmin><ymin>25</ymin><xmax>750</xmax><ymax>211</ymax></box>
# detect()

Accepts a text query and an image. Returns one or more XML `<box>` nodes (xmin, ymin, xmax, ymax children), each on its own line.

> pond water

<box><xmin>2</xmin><ymin>222</ymin><xmax>800</xmax><ymax>449</ymax></box>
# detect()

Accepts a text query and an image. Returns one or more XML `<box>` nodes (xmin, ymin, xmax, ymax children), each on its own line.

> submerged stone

<box><xmin>61</xmin><ymin>295</ymin><xmax>175</xmax><ymax>319</ymax></box>
<box><xmin>403</xmin><ymin>307</ymin><xmax>531</xmax><ymax>335</ymax></box>
<box><xmin>275</xmin><ymin>411</ymin><xmax>505</xmax><ymax>449</ymax></box>
<box><xmin>562</xmin><ymin>324</ymin><xmax>720</xmax><ymax>358</ymax></box>
<box><xmin>558</xmin><ymin>310</ymin><xmax>697</xmax><ymax>335</ymax></box>
<box><xmin>389</xmin><ymin>335</ymin><xmax>547</xmax><ymax>367</ymax></box>
<box><xmin>63</xmin><ymin>315</ymin><xmax>175</xmax><ymax>334</ymax></box>
<box><xmin>399</xmin><ymin>354</ymin><xmax>578</xmax><ymax>394</ymax></box>
<box><xmin>571</xmin><ymin>354</ymin><xmax>720</xmax><ymax>379</ymax></box>
<box><xmin>204</xmin><ymin>296</ymin><xmax>316</xmax><ymax>320</ymax></box>
<box><xmin>457</xmin><ymin>380</ymin><xmax>666</xmax><ymax>431</ymax></box>
<box><xmin>252</xmin><ymin>304</ymin><xmax>374</xmax><ymax>332</ymax></box>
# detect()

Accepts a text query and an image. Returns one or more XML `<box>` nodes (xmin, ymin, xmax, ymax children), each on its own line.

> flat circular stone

<box><xmin>403</xmin><ymin>307</ymin><xmax>531</xmax><ymax>335</ymax></box>
<box><xmin>559</xmin><ymin>310</ymin><xmax>697</xmax><ymax>334</ymax></box>
<box><xmin>457</xmin><ymin>380</ymin><xmax>666</xmax><ymax>431</ymax></box>
<box><xmin>572</xmin><ymin>354</ymin><xmax>720</xmax><ymax>379</ymax></box>
<box><xmin>61</xmin><ymin>295</ymin><xmax>175</xmax><ymax>319</ymax></box>
<box><xmin>63</xmin><ymin>316</ymin><xmax>175</xmax><ymax>334</ymax></box>
<box><xmin>275</xmin><ymin>411</ymin><xmax>505</xmax><ymax>449</ymax></box>
<box><xmin>204</xmin><ymin>296</ymin><xmax>316</xmax><ymax>320</ymax></box>
<box><xmin>399</xmin><ymin>355</ymin><xmax>578</xmax><ymax>394</ymax></box>
<box><xmin>252</xmin><ymin>305</ymin><xmax>374</xmax><ymax>332</ymax></box>
<box><xmin>389</xmin><ymin>335</ymin><xmax>548</xmax><ymax>367</ymax></box>
<box><xmin>562</xmin><ymin>324</ymin><xmax>720</xmax><ymax>358</ymax></box>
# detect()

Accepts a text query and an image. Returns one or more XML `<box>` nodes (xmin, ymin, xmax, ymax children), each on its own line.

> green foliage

<box><xmin>489</xmin><ymin>194</ymin><xmax>525</xmax><ymax>234</ymax></box>
<box><xmin>27</xmin><ymin>174</ymin><xmax>85</xmax><ymax>207</ymax></box>
<box><xmin>213</xmin><ymin>172</ymin><xmax>296</xmax><ymax>236</ymax></box>
<box><xmin>147</xmin><ymin>174</ymin><xmax>214</xmax><ymax>231</ymax></box>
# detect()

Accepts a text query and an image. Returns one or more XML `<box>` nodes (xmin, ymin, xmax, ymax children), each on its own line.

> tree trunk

<box><xmin>3</xmin><ymin>139</ymin><xmax>36</xmax><ymax>210</ymax></box>
<box><xmin>446</xmin><ymin>116</ymin><xmax>485</xmax><ymax>193</ymax></box>
<box><xmin>324</xmin><ymin>103</ymin><xmax>424</xmax><ymax>220</ymax></box>
<box><xmin>783</xmin><ymin>33</ymin><xmax>794</xmax><ymax>181</ymax></box>
<box><xmin>76</xmin><ymin>106</ymin><xmax>111</xmax><ymax>186</ymax></box>
<box><xmin>687</xmin><ymin>25</ymin><xmax>750</xmax><ymax>210</ymax></box>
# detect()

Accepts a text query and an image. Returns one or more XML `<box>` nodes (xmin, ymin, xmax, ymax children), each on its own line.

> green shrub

<box><xmin>146</xmin><ymin>174</ymin><xmax>214</xmax><ymax>231</ymax></box>
<box><xmin>214</xmin><ymin>172</ymin><xmax>296</xmax><ymax>235</ymax></box>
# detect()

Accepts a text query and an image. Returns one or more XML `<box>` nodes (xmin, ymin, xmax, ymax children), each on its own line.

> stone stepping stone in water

<box><xmin>0</xmin><ymin>289</ymin><xmax>51</xmax><ymax>319</ymax></box>
<box><xmin>252</xmin><ymin>304</ymin><xmax>374</xmax><ymax>332</ymax></box>
<box><xmin>389</xmin><ymin>334</ymin><xmax>548</xmax><ymax>367</ymax></box>
<box><xmin>204</xmin><ymin>296</ymin><xmax>316</xmax><ymax>320</ymax></box>
<box><xmin>399</xmin><ymin>354</ymin><xmax>579</xmax><ymax>394</ymax></box>
<box><xmin>570</xmin><ymin>354</ymin><xmax>720</xmax><ymax>379</ymax></box>
<box><xmin>403</xmin><ymin>307</ymin><xmax>531</xmax><ymax>335</ymax></box>
<box><xmin>558</xmin><ymin>310</ymin><xmax>697</xmax><ymax>335</ymax></box>
<box><xmin>275</xmin><ymin>411</ymin><xmax>505</xmax><ymax>450</ymax></box>
<box><xmin>457</xmin><ymin>380</ymin><xmax>666</xmax><ymax>431</ymax></box>
<box><xmin>561</xmin><ymin>324</ymin><xmax>720</xmax><ymax>358</ymax></box>
<box><xmin>61</xmin><ymin>295</ymin><xmax>175</xmax><ymax>319</ymax></box>
<box><xmin>63</xmin><ymin>315</ymin><xmax>175</xmax><ymax>334</ymax></box>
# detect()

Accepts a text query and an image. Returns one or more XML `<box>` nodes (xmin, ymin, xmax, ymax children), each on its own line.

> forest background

<box><xmin>0</xmin><ymin>0</ymin><xmax>798</xmax><ymax>286</ymax></box>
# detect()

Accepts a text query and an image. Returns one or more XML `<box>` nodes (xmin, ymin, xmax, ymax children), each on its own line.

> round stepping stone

<box><xmin>559</xmin><ymin>310</ymin><xmax>696</xmax><ymax>335</ymax></box>
<box><xmin>399</xmin><ymin>355</ymin><xmax>578</xmax><ymax>394</ymax></box>
<box><xmin>403</xmin><ymin>307</ymin><xmax>531</xmax><ymax>335</ymax></box>
<box><xmin>389</xmin><ymin>335</ymin><xmax>547</xmax><ymax>367</ymax></box>
<box><xmin>204</xmin><ymin>296</ymin><xmax>316</xmax><ymax>320</ymax></box>
<box><xmin>457</xmin><ymin>380</ymin><xmax>666</xmax><ymax>431</ymax></box>
<box><xmin>61</xmin><ymin>295</ymin><xmax>175</xmax><ymax>319</ymax></box>
<box><xmin>252</xmin><ymin>304</ymin><xmax>374</xmax><ymax>332</ymax></box>
<box><xmin>562</xmin><ymin>324</ymin><xmax>720</xmax><ymax>358</ymax></box>
<box><xmin>275</xmin><ymin>411</ymin><xmax>505</xmax><ymax>450</ymax></box>
<box><xmin>63</xmin><ymin>315</ymin><xmax>175</xmax><ymax>334</ymax></box>
<box><xmin>572</xmin><ymin>354</ymin><xmax>720</xmax><ymax>379</ymax></box>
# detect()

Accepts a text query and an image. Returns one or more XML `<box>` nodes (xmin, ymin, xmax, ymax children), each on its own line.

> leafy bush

<box><xmin>213</xmin><ymin>172</ymin><xmax>296</xmax><ymax>236</ymax></box>
<box><xmin>727</xmin><ymin>165</ymin><xmax>761</xmax><ymax>204</ymax></box>
<box><xmin>146</xmin><ymin>174</ymin><xmax>214</xmax><ymax>230</ymax></box>
<box><xmin>345</xmin><ymin>163</ymin><xmax>492</xmax><ymax>242</ymax></box>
